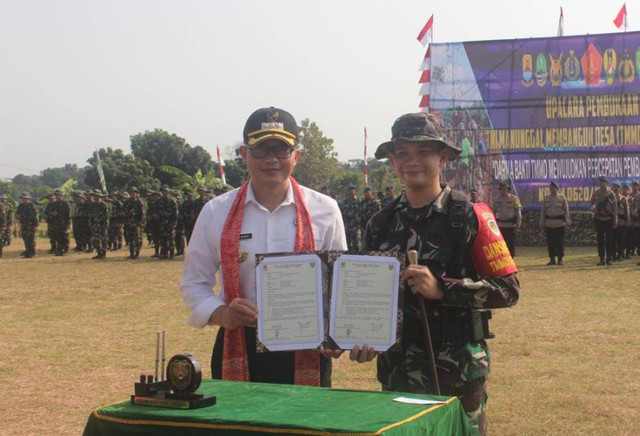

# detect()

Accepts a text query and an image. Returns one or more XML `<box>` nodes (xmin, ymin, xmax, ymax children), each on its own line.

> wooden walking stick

<box><xmin>407</xmin><ymin>249</ymin><xmax>441</xmax><ymax>395</ymax></box>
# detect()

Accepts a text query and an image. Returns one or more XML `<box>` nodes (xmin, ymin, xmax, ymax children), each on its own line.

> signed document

<box><xmin>329</xmin><ymin>255</ymin><xmax>401</xmax><ymax>351</ymax></box>
<box><xmin>256</xmin><ymin>254</ymin><xmax>324</xmax><ymax>351</ymax></box>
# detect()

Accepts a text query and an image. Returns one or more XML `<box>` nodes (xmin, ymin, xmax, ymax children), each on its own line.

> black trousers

<box><xmin>545</xmin><ymin>227</ymin><xmax>565</xmax><ymax>259</ymax></box>
<box><xmin>499</xmin><ymin>227</ymin><xmax>516</xmax><ymax>257</ymax></box>
<box><xmin>613</xmin><ymin>226</ymin><xmax>626</xmax><ymax>259</ymax></box>
<box><xmin>211</xmin><ymin>327</ymin><xmax>332</xmax><ymax>387</ymax></box>
<box><xmin>595</xmin><ymin>220</ymin><xmax>614</xmax><ymax>260</ymax></box>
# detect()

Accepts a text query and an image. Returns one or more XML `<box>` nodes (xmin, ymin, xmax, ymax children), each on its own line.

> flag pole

<box><xmin>217</xmin><ymin>145</ymin><xmax>226</xmax><ymax>187</ymax></box>
<box><xmin>363</xmin><ymin>127</ymin><xmax>369</xmax><ymax>187</ymax></box>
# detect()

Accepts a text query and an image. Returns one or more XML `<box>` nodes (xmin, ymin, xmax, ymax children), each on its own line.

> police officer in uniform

<box><xmin>340</xmin><ymin>184</ymin><xmax>361</xmax><ymax>251</ymax></box>
<box><xmin>351</xmin><ymin>112</ymin><xmax>520</xmax><ymax>435</ymax></box>
<box><xmin>540</xmin><ymin>181</ymin><xmax>571</xmax><ymax>265</ymax></box>
<box><xmin>590</xmin><ymin>176</ymin><xmax>617</xmax><ymax>266</ymax></box>
<box><xmin>492</xmin><ymin>182</ymin><xmax>521</xmax><ymax>257</ymax></box>
<box><xmin>612</xmin><ymin>182</ymin><xmax>630</xmax><ymax>261</ymax></box>
<box><xmin>630</xmin><ymin>181</ymin><xmax>640</xmax><ymax>256</ymax></box>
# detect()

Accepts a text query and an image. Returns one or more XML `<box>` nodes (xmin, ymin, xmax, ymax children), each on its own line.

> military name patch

<box><xmin>240</xmin><ymin>233</ymin><xmax>252</xmax><ymax>240</ymax></box>
<box><xmin>261</xmin><ymin>122</ymin><xmax>284</xmax><ymax>130</ymax></box>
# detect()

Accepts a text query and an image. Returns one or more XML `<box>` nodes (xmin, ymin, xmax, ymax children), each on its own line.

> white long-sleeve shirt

<box><xmin>180</xmin><ymin>182</ymin><xmax>347</xmax><ymax>328</ymax></box>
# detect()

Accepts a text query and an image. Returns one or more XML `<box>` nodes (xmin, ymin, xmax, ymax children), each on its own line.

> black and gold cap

<box><xmin>243</xmin><ymin>107</ymin><xmax>298</xmax><ymax>148</ymax></box>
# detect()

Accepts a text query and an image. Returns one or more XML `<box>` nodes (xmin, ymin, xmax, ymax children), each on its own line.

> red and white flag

<box><xmin>416</xmin><ymin>14</ymin><xmax>433</xmax><ymax>47</ymax></box>
<box><xmin>363</xmin><ymin>127</ymin><xmax>369</xmax><ymax>186</ymax></box>
<box><xmin>216</xmin><ymin>145</ymin><xmax>226</xmax><ymax>186</ymax></box>
<box><xmin>557</xmin><ymin>7</ymin><xmax>564</xmax><ymax>36</ymax></box>
<box><xmin>614</xmin><ymin>3</ymin><xmax>627</xmax><ymax>30</ymax></box>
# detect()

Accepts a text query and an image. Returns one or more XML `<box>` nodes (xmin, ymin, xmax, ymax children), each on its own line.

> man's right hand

<box><xmin>210</xmin><ymin>298</ymin><xmax>258</xmax><ymax>330</ymax></box>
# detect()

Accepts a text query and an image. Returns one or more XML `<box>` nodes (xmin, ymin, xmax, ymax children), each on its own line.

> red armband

<box><xmin>471</xmin><ymin>203</ymin><xmax>518</xmax><ymax>277</ymax></box>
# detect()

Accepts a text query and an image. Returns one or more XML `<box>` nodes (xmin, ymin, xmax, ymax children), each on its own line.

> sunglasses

<box><xmin>248</xmin><ymin>144</ymin><xmax>294</xmax><ymax>159</ymax></box>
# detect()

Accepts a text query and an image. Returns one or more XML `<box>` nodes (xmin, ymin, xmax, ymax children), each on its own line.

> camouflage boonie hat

<box><xmin>128</xmin><ymin>186</ymin><xmax>139</xmax><ymax>193</ymax></box>
<box><xmin>160</xmin><ymin>185</ymin><xmax>170</xmax><ymax>191</ymax></box>
<box><xmin>53</xmin><ymin>189</ymin><xmax>63</xmax><ymax>195</ymax></box>
<box><xmin>94</xmin><ymin>189</ymin><xmax>103</xmax><ymax>196</ymax></box>
<box><xmin>375</xmin><ymin>112</ymin><xmax>461</xmax><ymax>160</ymax></box>
<box><xmin>20</xmin><ymin>192</ymin><xmax>31</xmax><ymax>198</ymax></box>
<box><xmin>0</xmin><ymin>194</ymin><xmax>7</xmax><ymax>199</ymax></box>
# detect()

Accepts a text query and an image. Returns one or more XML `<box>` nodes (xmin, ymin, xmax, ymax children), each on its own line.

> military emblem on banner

<box><xmin>619</xmin><ymin>50</ymin><xmax>635</xmax><ymax>83</ymax></box>
<box><xmin>549</xmin><ymin>53</ymin><xmax>563</xmax><ymax>86</ymax></box>
<box><xmin>581</xmin><ymin>43</ymin><xmax>602</xmax><ymax>86</ymax></box>
<box><xmin>604</xmin><ymin>48</ymin><xmax>617</xmax><ymax>85</ymax></box>
<box><xmin>535</xmin><ymin>53</ymin><xmax>548</xmax><ymax>87</ymax></box>
<box><xmin>521</xmin><ymin>54</ymin><xmax>534</xmax><ymax>87</ymax></box>
<box><xmin>564</xmin><ymin>49</ymin><xmax>581</xmax><ymax>81</ymax></box>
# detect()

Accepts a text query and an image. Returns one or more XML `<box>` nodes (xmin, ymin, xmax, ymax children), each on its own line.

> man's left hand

<box><xmin>401</xmin><ymin>264</ymin><xmax>444</xmax><ymax>300</ymax></box>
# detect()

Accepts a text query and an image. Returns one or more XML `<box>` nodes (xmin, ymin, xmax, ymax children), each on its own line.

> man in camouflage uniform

<box><xmin>49</xmin><ymin>189</ymin><xmax>71</xmax><ymax>256</ymax></box>
<box><xmin>158</xmin><ymin>185</ymin><xmax>178</xmax><ymax>259</ymax></box>
<box><xmin>120</xmin><ymin>191</ymin><xmax>130</xmax><ymax>248</ymax></box>
<box><xmin>590</xmin><ymin>176</ymin><xmax>617</xmax><ymax>266</ymax></box>
<box><xmin>340</xmin><ymin>184</ymin><xmax>361</xmax><ymax>251</ymax></box>
<box><xmin>181</xmin><ymin>188</ymin><xmax>196</xmax><ymax>244</ymax></box>
<box><xmin>359</xmin><ymin>186</ymin><xmax>381</xmax><ymax>233</ymax></box>
<box><xmin>540</xmin><ymin>181</ymin><xmax>571</xmax><ymax>266</ymax></box>
<box><xmin>492</xmin><ymin>182</ymin><xmax>521</xmax><ymax>257</ymax></box>
<box><xmin>43</xmin><ymin>194</ymin><xmax>56</xmax><ymax>254</ymax></box>
<box><xmin>122</xmin><ymin>187</ymin><xmax>146</xmax><ymax>259</ymax></box>
<box><xmin>16</xmin><ymin>193</ymin><xmax>39</xmax><ymax>258</ymax></box>
<box><xmin>173</xmin><ymin>191</ymin><xmax>185</xmax><ymax>256</ymax></box>
<box><xmin>89</xmin><ymin>190</ymin><xmax>109</xmax><ymax>259</ymax></box>
<box><xmin>0</xmin><ymin>195</ymin><xmax>6</xmax><ymax>257</ymax></box>
<box><xmin>469</xmin><ymin>188</ymin><xmax>480</xmax><ymax>204</ymax></box>
<box><xmin>192</xmin><ymin>186</ymin><xmax>209</xmax><ymax>223</ymax></box>
<box><xmin>146</xmin><ymin>191</ymin><xmax>162</xmax><ymax>256</ymax></box>
<box><xmin>351</xmin><ymin>112</ymin><xmax>520</xmax><ymax>436</ymax></box>
<box><xmin>75</xmin><ymin>193</ymin><xmax>91</xmax><ymax>252</ymax></box>
<box><xmin>107</xmin><ymin>192</ymin><xmax>124</xmax><ymax>251</ymax></box>
<box><xmin>0</xmin><ymin>194</ymin><xmax>13</xmax><ymax>247</ymax></box>
<box><xmin>381</xmin><ymin>185</ymin><xmax>397</xmax><ymax>209</ymax></box>
<box><xmin>611</xmin><ymin>183</ymin><xmax>630</xmax><ymax>261</ymax></box>
<box><xmin>622</xmin><ymin>183</ymin><xmax>634</xmax><ymax>259</ymax></box>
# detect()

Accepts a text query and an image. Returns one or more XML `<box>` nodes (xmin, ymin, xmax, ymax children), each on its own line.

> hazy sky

<box><xmin>0</xmin><ymin>0</ymin><xmax>632</xmax><ymax>179</ymax></box>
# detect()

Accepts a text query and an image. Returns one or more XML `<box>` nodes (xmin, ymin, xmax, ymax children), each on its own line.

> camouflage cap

<box><xmin>20</xmin><ymin>192</ymin><xmax>31</xmax><ymax>198</ymax></box>
<box><xmin>128</xmin><ymin>186</ymin><xmax>139</xmax><ymax>193</ymax></box>
<box><xmin>160</xmin><ymin>185</ymin><xmax>170</xmax><ymax>191</ymax></box>
<box><xmin>375</xmin><ymin>112</ymin><xmax>461</xmax><ymax>160</ymax></box>
<box><xmin>94</xmin><ymin>189</ymin><xmax>103</xmax><ymax>196</ymax></box>
<box><xmin>0</xmin><ymin>194</ymin><xmax>7</xmax><ymax>199</ymax></box>
<box><xmin>85</xmin><ymin>190</ymin><xmax>93</xmax><ymax>196</ymax></box>
<box><xmin>53</xmin><ymin>189</ymin><xmax>63</xmax><ymax>195</ymax></box>
<box><xmin>122</xmin><ymin>192</ymin><xmax>130</xmax><ymax>197</ymax></box>
<box><xmin>197</xmin><ymin>186</ymin><xmax>207</xmax><ymax>192</ymax></box>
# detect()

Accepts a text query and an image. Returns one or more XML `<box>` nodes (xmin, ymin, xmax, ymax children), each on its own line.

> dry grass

<box><xmin>1</xmin><ymin>237</ymin><xmax>639</xmax><ymax>435</ymax></box>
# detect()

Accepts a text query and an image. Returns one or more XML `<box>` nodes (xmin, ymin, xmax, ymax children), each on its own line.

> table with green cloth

<box><xmin>84</xmin><ymin>379</ymin><xmax>470</xmax><ymax>435</ymax></box>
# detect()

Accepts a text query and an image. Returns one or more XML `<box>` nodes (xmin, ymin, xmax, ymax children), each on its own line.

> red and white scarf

<box><xmin>219</xmin><ymin>177</ymin><xmax>321</xmax><ymax>386</ymax></box>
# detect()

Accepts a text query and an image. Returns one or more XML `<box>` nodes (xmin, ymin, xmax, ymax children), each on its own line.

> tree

<box><xmin>40</xmin><ymin>164</ymin><xmax>87</xmax><ymax>190</ymax></box>
<box><xmin>223</xmin><ymin>154</ymin><xmax>248</xmax><ymax>188</ymax></box>
<box><xmin>159</xmin><ymin>166</ymin><xmax>231</xmax><ymax>192</ymax></box>
<box><xmin>294</xmin><ymin>119</ymin><xmax>342</xmax><ymax>190</ymax></box>
<box><xmin>130</xmin><ymin>129</ymin><xmax>213</xmax><ymax>185</ymax></box>
<box><xmin>85</xmin><ymin>147</ymin><xmax>159</xmax><ymax>193</ymax></box>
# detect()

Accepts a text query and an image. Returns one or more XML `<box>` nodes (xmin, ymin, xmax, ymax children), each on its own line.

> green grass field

<box><xmin>1</xmin><ymin>236</ymin><xmax>639</xmax><ymax>435</ymax></box>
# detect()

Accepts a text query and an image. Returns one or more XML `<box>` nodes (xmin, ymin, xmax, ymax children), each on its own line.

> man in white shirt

<box><xmin>181</xmin><ymin>106</ymin><xmax>347</xmax><ymax>386</ymax></box>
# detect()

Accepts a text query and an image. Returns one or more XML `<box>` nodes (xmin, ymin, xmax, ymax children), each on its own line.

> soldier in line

<box><xmin>192</xmin><ymin>186</ymin><xmax>209</xmax><ymax>222</ymax></box>
<box><xmin>147</xmin><ymin>191</ymin><xmax>162</xmax><ymax>257</ymax></box>
<box><xmin>89</xmin><ymin>190</ymin><xmax>109</xmax><ymax>259</ymax></box>
<box><xmin>359</xmin><ymin>186</ymin><xmax>381</xmax><ymax>233</ymax></box>
<box><xmin>181</xmin><ymin>189</ymin><xmax>196</xmax><ymax>244</ymax></box>
<box><xmin>492</xmin><ymin>182</ymin><xmax>522</xmax><ymax>257</ymax></box>
<box><xmin>122</xmin><ymin>187</ymin><xmax>145</xmax><ymax>259</ymax></box>
<box><xmin>612</xmin><ymin>183</ymin><xmax>631</xmax><ymax>261</ymax></box>
<box><xmin>70</xmin><ymin>193</ymin><xmax>82</xmax><ymax>251</ymax></box>
<box><xmin>49</xmin><ymin>189</ymin><xmax>71</xmax><ymax>256</ymax></box>
<box><xmin>631</xmin><ymin>181</ymin><xmax>640</xmax><ymax>256</ymax></box>
<box><xmin>158</xmin><ymin>185</ymin><xmax>178</xmax><ymax>259</ymax></box>
<box><xmin>381</xmin><ymin>185</ymin><xmax>397</xmax><ymax>209</ymax></box>
<box><xmin>320</xmin><ymin>184</ymin><xmax>333</xmax><ymax>198</ymax></box>
<box><xmin>590</xmin><ymin>176</ymin><xmax>617</xmax><ymax>266</ymax></box>
<box><xmin>340</xmin><ymin>184</ymin><xmax>361</xmax><ymax>251</ymax></box>
<box><xmin>0</xmin><ymin>194</ymin><xmax>13</xmax><ymax>247</ymax></box>
<box><xmin>173</xmin><ymin>191</ymin><xmax>185</xmax><ymax>256</ymax></box>
<box><xmin>540</xmin><ymin>181</ymin><xmax>571</xmax><ymax>266</ymax></box>
<box><xmin>16</xmin><ymin>193</ymin><xmax>39</xmax><ymax>258</ymax></box>
<box><xmin>0</xmin><ymin>195</ymin><xmax>6</xmax><ymax>257</ymax></box>
<box><xmin>43</xmin><ymin>194</ymin><xmax>56</xmax><ymax>254</ymax></box>
<box><xmin>107</xmin><ymin>192</ymin><xmax>124</xmax><ymax>251</ymax></box>
<box><xmin>120</xmin><ymin>191</ymin><xmax>130</xmax><ymax>248</ymax></box>
<box><xmin>76</xmin><ymin>193</ymin><xmax>91</xmax><ymax>252</ymax></box>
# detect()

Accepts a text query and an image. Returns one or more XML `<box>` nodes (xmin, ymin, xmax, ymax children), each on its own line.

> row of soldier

<box><xmin>1</xmin><ymin>186</ymin><xmax>216</xmax><ymax>260</ymax></box>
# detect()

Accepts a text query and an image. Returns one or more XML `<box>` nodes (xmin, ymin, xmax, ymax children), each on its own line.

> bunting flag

<box><xmin>94</xmin><ymin>148</ymin><xmax>107</xmax><ymax>193</ymax></box>
<box><xmin>557</xmin><ymin>7</ymin><xmax>564</xmax><ymax>37</ymax></box>
<box><xmin>217</xmin><ymin>145</ymin><xmax>226</xmax><ymax>186</ymax></box>
<box><xmin>416</xmin><ymin>14</ymin><xmax>433</xmax><ymax>47</ymax></box>
<box><xmin>614</xmin><ymin>3</ymin><xmax>627</xmax><ymax>30</ymax></box>
<box><xmin>363</xmin><ymin>127</ymin><xmax>369</xmax><ymax>186</ymax></box>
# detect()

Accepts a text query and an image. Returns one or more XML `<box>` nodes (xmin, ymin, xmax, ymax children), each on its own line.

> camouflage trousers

<box><xmin>345</xmin><ymin>228</ymin><xmax>360</xmax><ymax>251</ymax></box>
<box><xmin>49</xmin><ymin>226</ymin><xmax>69</xmax><ymax>255</ymax></box>
<box><xmin>124</xmin><ymin>225</ymin><xmax>142</xmax><ymax>257</ymax></box>
<box><xmin>158</xmin><ymin>226</ymin><xmax>175</xmax><ymax>258</ymax></box>
<box><xmin>91</xmin><ymin>225</ymin><xmax>108</xmax><ymax>256</ymax></box>
<box><xmin>108</xmin><ymin>223</ymin><xmax>123</xmax><ymax>249</ymax></box>
<box><xmin>21</xmin><ymin>228</ymin><xmax>36</xmax><ymax>256</ymax></box>
<box><xmin>3</xmin><ymin>227</ymin><xmax>11</xmax><ymax>246</ymax></box>
<box><xmin>174</xmin><ymin>227</ymin><xmax>185</xmax><ymax>255</ymax></box>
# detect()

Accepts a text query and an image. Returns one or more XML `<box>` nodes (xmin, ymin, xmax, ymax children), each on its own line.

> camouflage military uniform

<box><xmin>359</xmin><ymin>196</ymin><xmax>381</xmax><ymax>232</ymax></box>
<box><xmin>107</xmin><ymin>195</ymin><xmax>124</xmax><ymax>250</ymax></box>
<box><xmin>363</xmin><ymin>187</ymin><xmax>520</xmax><ymax>435</ymax></box>
<box><xmin>43</xmin><ymin>197</ymin><xmax>56</xmax><ymax>253</ymax></box>
<box><xmin>340</xmin><ymin>196</ymin><xmax>361</xmax><ymax>251</ymax></box>
<box><xmin>540</xmin><ymin>191</ymin><xmax>570</xmax><ymax>264</ymax></box>
<box><xmin>181</xmin><ymin>194</ymin><xmax>197</xmax><ymax>244</ymax></box>
<box><xmin>0</xmin><ymin>197</ymin><xmax>13</xmax><ymax>247</ymax></box>
<box><xmin>122</xmin><ymin>194</ymin><xmax>145</xmax><ymax>259</ymax></box>
<box><xmin>492</xmin><ymin>193</ymin><xmax>521</xmax><ymax>257</ymax></box>
<box><xmin>591</xmin><ymin>187</ymin><xmax>617</xmax><ymax>265</ymax></box>
<box><xmin>89</xmin><ymin>195</ymin><xmax>109</xmax><ymax>258</ymax></box>
<box><xmin>76</xmin><ymin>196</ymin><xmax>91</xmax><ymax>251</ymax></box>
<box><xmin>147</xmin><ymin>194</ymin><xmax>161</xmax><ymax>256</ymax></box>
<box><xmin>173</xmin><ymin>194</ymin><xmax>185</xmax><ymax>256</ymax></box>
<box><xmin>49</xmin><ymin>196</ymin><xmax>71</xmax><ymax>255</ymax></box>
<box><xmin>158</xmin><ymin>190</ymin><xmax>178</xmax><ymax>259</ymax></box>
<box><xmin>16</xmin><ymin>196</ymin><xmax>39</xmax><ymax>257</ymax></box>
<box><xmin>0</xmin><ymin>201</ymin><xmax>5</xmax><ymax>257</ymax></box>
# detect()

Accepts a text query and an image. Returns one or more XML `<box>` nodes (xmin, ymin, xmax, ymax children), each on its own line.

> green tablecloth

<box><xmin>84</xmin><ymin>379</ymin><xmax>470</xmax><ymax>435</ymax></box>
